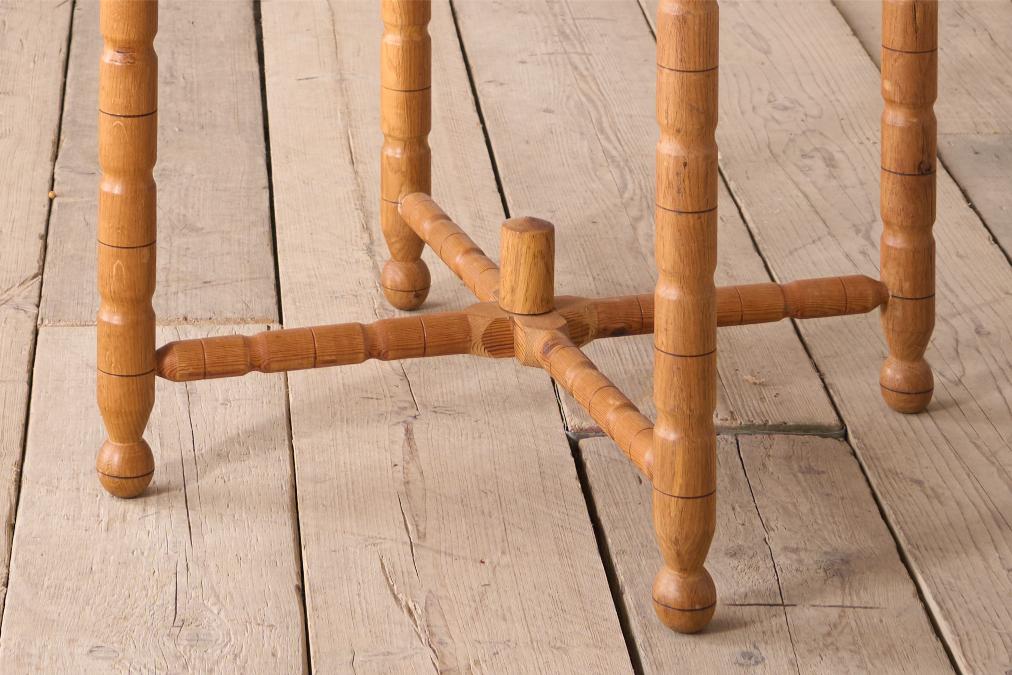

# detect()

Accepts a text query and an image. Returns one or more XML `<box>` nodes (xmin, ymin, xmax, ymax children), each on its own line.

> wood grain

<box><xmin>650</xmin><ymin>0</ymin><xmax>719</xmax><ymax>633</ymax></box>
<box><xmin>378</xmin><ymin>0</ymin><xmax>432</xmax><ymax>310</ymax></box>
<box><xmin>581</xmin><ymin>434</ymin><xmax>951</xmax><ymax>673</ymax></box>
<box><xmin>40</xmin><ymin>0</ymin><xmax>277</xmax><ymax>325</ymax></box>
<box><xmin>638</xmin><ymin>0</ymin><xmax>1011</xmax><ymax>670</ymax></box>
<box><xmin>0</xmin><ymin>326</ymin><xmax>306</xmax><ymax>671</ymax></box>
<box><xmin>95</xmin><ymin>0</ymin><xmax>159</xmax><ymax>498</ymax></box>
<box><xmin>878</xmin><ymin>0</ymin><xmax>937</xmax><ymax>413</ymax></box>
<box><xmin>0</xmin><ymin>0</ymin><xmax>72</xmax><ymax>299</ymax></box>
<box><xmin>0</xmin><ymin>0</ymin><xmax>73</xmax><ymax>615</ymax></box>
<box><xmin>452</xmin><ymin>0</ymin><xmax>840</xmax><ymax>435</ymax></box>
<box><xmin>835</xmin><ymin>0</ymin><xmax>1012</xmax><ymax>253</ymax></box>
<box><xmin>261</xmin><ymin>0</ymin><xmax>631</xmax><ymax>670</ymax></box>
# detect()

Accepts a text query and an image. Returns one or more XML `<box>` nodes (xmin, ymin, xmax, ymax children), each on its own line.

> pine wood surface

<box><xmin>0</xmin><ymin>326</ymin><xmax>306</xmax><ymax>671</ymax></box>
<box><xmin>378</xmin><ymin>0</ymin><xmax>433</xmax><ymax>310</ymax></box>
<box><xmin>581</xmin><ymin>434</ymin><xmax>951</xmax><ymax>673</ymax></box>
<box><xmin>639</xmin><ymin>0</ymin><xmax>1010</xmax><ymax>670</ymax></box>
<box><xmin>835</xmin><ymin>0</ymin><xmax>1012</xmax><ymax>254</ymax></box>
<box><xmin>649</xmin><ymin>0</ymin><xmax>720</xmax><ymax>633</ymax></box>
<box><xmin>878</xmin><ymin>0</ymin><xmax>937</xmax><ymax>414</ymax></box>
<box><xmin>452</xmin><ymin>0</ymin><xmax>841</xmax><ymax>436</ymax></box>
<box><xmin>0</xmin><ymin>0</ymin><xmax>72</xmax><ymax>299</ymax></box>
<box><xmin>93</xmin><ymin>0</ymin><xmax>159</xmax><ymax>498</ymax></box>
<box><xmin>40</xmin><ymin>0</ymin><xmax>277</xmax><ymax>325</ymax></box>
<box><xmin>260</xmin><ymin>1</ymin><xmax>630</xmax><ymax>670</ymax></box>
<box><xmin>0</xmin><ymin>0</ymin><xmax>74</xmax><ymax>618</ymax></box>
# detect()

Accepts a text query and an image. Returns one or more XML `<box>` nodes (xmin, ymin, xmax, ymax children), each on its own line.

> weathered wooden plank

<box><xmin>739</xmin><ymin>435</ymin><xmax>951</xmax><ymax>674</ymax></box>
<box><xmin>453</xmin><ymin>0</ymin><xmax>840</xmax><ymax>436</ymax></box>
<box><xmin>834</xmin><ymin>0</ymin><xmax>1012</xmax><ymax>253</ymax></box>
<box><xmin>40</xmin><ymin>0</ymin><xmax>278</xmax><ymax>325</ymax></box>
<box><xmin>0</xmin><ymin>0</ymin><xmax>73</xmax><ymax>615</ymax></box>
<box><xmin>937</xmin><ymin>133</ymin><xmax>1012</xmax><ymax>255</ymax></box>
<box><xmin>582</xmin><ymin>434</ymin><xmax>951</xmax><ymax>673</ymax></box>
<box><xmin>0</xmin><ymin>326</ymin><xmax>305</xmax><ymax>671</ymax></box>
<box><xmin>0</xmin><ymin>0</ymin><xmax>71</xmax><ymax>295</ymax></box>
<box><xmin>261</xmin><ymin>1</ymin><xmax>632</xmax><ymax>671</ymax></box>
<box><xmin>581</xmin><ymin>436</ymin><xmax>798</xmax><ymax>673</ymax></box>
<box><xmin>642</xmin><ymin>0</ymin><xmax>1010</xmax><ymax>670</ymax></box>
<box><xmin>0</xmin><ymin>297</ymin><xmax>37</xmax><ymax>615</ymax></box>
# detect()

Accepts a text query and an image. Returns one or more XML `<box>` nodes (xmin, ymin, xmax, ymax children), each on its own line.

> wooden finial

<box><xmin>96</xmin><ymin>0</ymin><xmax>159</xmax><ymax>498</ymax></box>
<box><xmin>379</xmin><ymin>0</ymin><xmax>432</xmax><ymax>310</ymax></box>
<box><xmin>652</xmin><ymin>0</ymin><xmax>719</xmax><ymax>633</ymax></box>
<box><xmin>879</xmin><ymin>0</ymin><xmax>937</xmax><ymax>413</ymax></box>
<box><xmin>498</xmin><ymin>217</ymin><xmax>555</xmax><ymax>315</ymax></box>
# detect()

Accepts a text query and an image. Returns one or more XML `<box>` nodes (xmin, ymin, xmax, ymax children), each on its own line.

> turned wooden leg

<box><xmin>96</xmin><ymin>0</ymin><xmax>158</xmax><ymax>498</ymax></box>
<box><xmin>879</xmin><ymin>0</ymin><xmax>937</xmax><ymax>413</ymax></box>
<box><xmin>379</xmin><ymin>0</ymin><xmax>432</xmax><ymax>310</ymax></box>
<box><xmin>651</xmin><ymin>0</ymin><xmax>719</xmax><ymax>633</ymax></box>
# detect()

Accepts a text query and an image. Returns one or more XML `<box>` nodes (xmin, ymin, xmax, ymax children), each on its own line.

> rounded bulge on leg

<box><xmin>652</xmin><ymin>489</ymin><xmax>717</xmax><ymax>633</ymax></box>
<box><xmin>97</xmin><ymin>439</ymin><xmax>155</xmax><ymax>498</ymax></box>
<box><xmin>96</xmin><ymin>370</ymin><xmax>156</xmax><ymax>498</ymax></box>
<box><xmin>381</xmin><ymin>259</ymin><xmax>431</xmax><ymax>311</ymax></box>
<box><xmin>880</xmin><ymin>355</ymin><xmax>933</xmax><ymax>413</ymax></box>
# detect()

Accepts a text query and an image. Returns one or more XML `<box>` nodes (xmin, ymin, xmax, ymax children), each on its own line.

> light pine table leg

<box><xmin>379</xmin><ymin>0</ymin><xmax>432</xmax><ymax>310</ymax></box>
<box><xmin>879</xmin><ymin>0</ymin><xmax>937</xmax><ymax>413</ymax></box>
<box><xmin>651</xmin><ymin>0</ymin><xmax>719</xmax><ymax>633</ymax></box>
<box><xmin>95</xmin><ymin>0</ymin><xmax>158</xmax><ymax>498</ymax></box>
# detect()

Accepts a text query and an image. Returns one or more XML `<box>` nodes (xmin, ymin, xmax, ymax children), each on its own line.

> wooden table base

<box><xmin>95</xmin><ymin>0</ymin><xmax>937</xmax><ymax>635</ymax></box>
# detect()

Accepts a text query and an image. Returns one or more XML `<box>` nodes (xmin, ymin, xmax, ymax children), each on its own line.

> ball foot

<box><xmin>381</xmin><ymin>260</ymin><xmax>430</xmax><ymax>311</ymax></box>
<box><xmin>652</xmin><ymin>567</ymin><xmax>716</xmax><ymax>634</ymax></box>
<box><xmin>97</xmin><ymin>440</ymin><xmax>154</xmax><ymax>499</ymax></box>
<box><xmin>880</xmin><ymin>357</ymin><xmax>933</xmax><ymax>413</ymax></box>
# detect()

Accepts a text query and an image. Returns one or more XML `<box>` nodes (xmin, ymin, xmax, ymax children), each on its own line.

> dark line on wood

<box><xmin>651</xmin><ymin>486</ymin><xmax>715</xmax><ymax>500</ymax></box>
<box><xmin>568</xmin><ymin>434</ymin><xmax>645</xmax><ymax>675</ymax></box>
<box><xmin>0</xmin><ymin>0</ymin><xmax>78</xmax><ymax>636</ymax></box>
<box><xmin>837</xmin><ymin>433</ymin><xmax>962</xmax><ymax>673</ymax></box>
<box><xmin>281</xmin><ymin>371</ymin><xmax>313</xmax><ymax>673</ymax></box>
<box><xmin>253</xmin><ymin>0</ymin><xmax>285</xmax><ymax>327</ymax></box>
<box><xmin>254</xmin><ymin>3</ymin><xmax>309</xmax><ymax>672</ymax></box>
<box><xmin>448</xmin><ymin>0</ymin><xmax>511</xmax><ymax>220</ymax></box>
<box><xmin>98</xmin><ymin>109</ymin><xmax>157</xmax><ymax>118</ymax></box>
<box><xmin>96</xmin><ymin>367</ymin><xmax>156</xmax><ymax>378</ymax></box>
<box><xmin>934</xmin><ymin>152</ymin><xmax>1011</xmax><ymax>265</ymax></box>
<box><xmin>655</xmin><ymin>203</ymin><xmax>718</xmax><ymax>215</ymax></box>
<box><xmin>656</xmin><ymin>63</ymin><xmax>718</xmax><ymax>74</ymax></box>
<box><xmin>881</xmin><ymin>165</ymin><xmax>936</xmax><ymax>178</ymax></box>
<box><xmin>736</xmin><ymin>438</ymin><xmax>803</xmax><ymax>675</ymax></box>
<box><xmin>881</xmin><ymin>44</ymin><xmax>938</xmax><ymax>56</ymax></box>
<box><xmin>571</xmin><ymin>425</ymin><xmax>848</xmax><ymax>440</ymax></box>
<box><xmin>96</xmin><ymin>239</ymin><xmax>157</xmax><ymax>250</ymax></box>
<box><xmin>718</xmin><ymin>163</ymin><xmax>849</xmax><ymax>425</ymax></box>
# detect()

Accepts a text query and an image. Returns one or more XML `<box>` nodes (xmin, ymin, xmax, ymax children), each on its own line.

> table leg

<box><xmin>96</xmin><ymin>0</ymin><xmax>158</xmax><ymax>498</ymax></box>
<box><xmin>652</xmin><ymin>0</ymin><xmax>719</xmax><ymax>633</ymax></box>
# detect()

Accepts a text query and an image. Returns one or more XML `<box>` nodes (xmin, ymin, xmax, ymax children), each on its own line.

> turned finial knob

<box><xmin>498</xmin><ymin>217</ymin><xmax>555</xmax><ymax>315</ymax></box>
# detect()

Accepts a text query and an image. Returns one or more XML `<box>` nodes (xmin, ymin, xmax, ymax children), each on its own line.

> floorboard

<box><xmin>260</xmin><ymin>1</ymin><xmax>632</xmax><ymax>671</ymax></box>
<box><xmin>0</xmin><ymin>0</ymin><xmax>73</xmax><ymax>618</ymax></box>
<box><xmin>0</xmin><ymin>326</ymin><xmax>306</xmax><ymax>672</ymax></box>
<box><xmin>582</xmin><ymin>434</ymin><xmax>951</xmax><ymax>674</ymax></box>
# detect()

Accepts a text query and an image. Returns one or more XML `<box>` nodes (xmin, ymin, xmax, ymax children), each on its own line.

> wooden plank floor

<box><xmin>0</xmin><ymin>0</ymin><xmax>1008</xmax><ymax>672</ymax></box>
